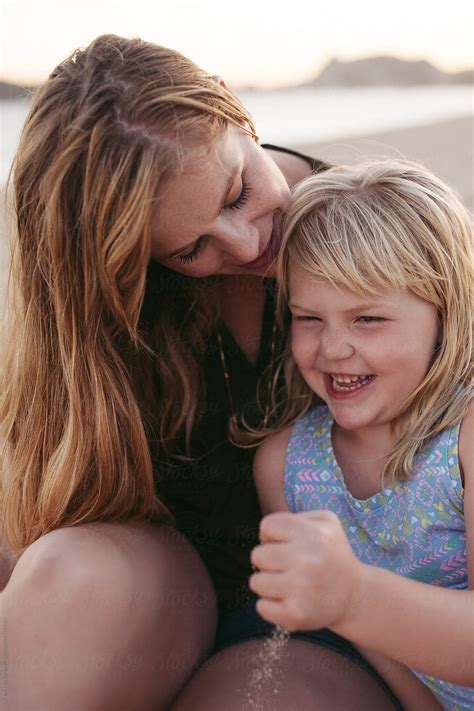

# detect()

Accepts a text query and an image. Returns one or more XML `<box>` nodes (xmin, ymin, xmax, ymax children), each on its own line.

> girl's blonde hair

<box><xmin>0</xmin><ymin>34</ymin><xmax>257</xmax><ymax>552</ymax></box>
<box><xmin>276</xmin><ymin>160</ymin><xmax>473</xmax><ymax>483</ymax></box>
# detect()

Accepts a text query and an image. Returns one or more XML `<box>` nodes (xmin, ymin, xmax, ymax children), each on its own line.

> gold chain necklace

<box><xmin>216</xmin><ymin>318</ymin><xmax>278</xmax><ymax>429</ymax></box>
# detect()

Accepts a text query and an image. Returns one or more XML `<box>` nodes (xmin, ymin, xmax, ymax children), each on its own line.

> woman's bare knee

<box><xmin>172</xmin><ymin>638</ymin><xmax>399</xmax><ymax>711</ymax></box>
<box><xmin>0</xmin><ymin>521</ymin><xmax>217</xmax><ymax>710</ymax></box>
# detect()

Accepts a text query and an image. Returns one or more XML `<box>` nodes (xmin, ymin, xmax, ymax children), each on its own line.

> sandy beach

<box><xmin>297</xmin><ymin>115</ymin><xmax>474</xmax><ymax>210</ymax></box>
<box><xmin>1</xmin><ymin>116</ymin><xmax>473</xmax><ymax>312</ymax></box>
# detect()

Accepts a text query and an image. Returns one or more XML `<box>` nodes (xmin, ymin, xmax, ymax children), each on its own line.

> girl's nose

<box><xmin>319</xmin><ymin>328</ymin><xmax>355</xmax><ymax>362</ymax></box>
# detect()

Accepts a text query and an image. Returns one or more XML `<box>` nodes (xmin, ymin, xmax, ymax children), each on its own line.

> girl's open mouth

<box><xmin>324</xmin><ymin>373</ymin><xmax>376</xmax><ymax>398</ymax></box>
<box><xmin>331</xmin><ymin>374</ymin><xmax>375</xmax><ymax>391</ymax></box>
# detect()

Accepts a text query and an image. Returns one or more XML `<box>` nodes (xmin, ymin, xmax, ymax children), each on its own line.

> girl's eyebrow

<box><xmin>346</xmin><ymin>303</ymin><xmax>387</xmax><ymax>314</ymax></box>
<box><xmin>162</xmin><ymin>169</ymin><xmax>239</xmax><ymax>261</ymax></box>
<box><xmin>289</xmin><ymin>301</ymin><xmax>398</xmax><ymax>313</ymax></box>
<box><xmin>288</xmin><ymin>302</ymin><xmax>317</xmax><ymax>311</ymax></box>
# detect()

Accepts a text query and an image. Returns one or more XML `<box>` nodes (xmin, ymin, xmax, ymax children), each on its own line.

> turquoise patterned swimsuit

<box><xmin>284</xmin><ymin>405</ymin><xmax>473</xmax><ymax>711</ymax></box>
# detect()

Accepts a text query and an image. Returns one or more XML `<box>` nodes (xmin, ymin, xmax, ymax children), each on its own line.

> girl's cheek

<box><xmin>291</xmin><ymin>331</ymin><xmax>317</xmax><ymax>369</ymax></box>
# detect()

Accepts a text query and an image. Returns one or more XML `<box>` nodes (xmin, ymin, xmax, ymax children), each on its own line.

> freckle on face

<box><xmin>288</xmin><ymin>271</ymin><xmax>439</xmax><ymax>432</ymax></box>
<box><xmin>150</xmin><ymin>126</ymin><xmax>290</xmax><ymax>277</ymax></box>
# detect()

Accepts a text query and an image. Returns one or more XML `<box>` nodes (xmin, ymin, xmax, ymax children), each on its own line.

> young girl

<box><xmin>249</xmin><ymin>160</ymin><xmax>473</xmax><ymax>710</ymax></box>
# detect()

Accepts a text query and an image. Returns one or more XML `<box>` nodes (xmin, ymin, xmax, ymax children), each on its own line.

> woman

<box><xmin>0</xmin><ymin>35</ymin><xmax>402</xmax><ymax>709</ymax></box>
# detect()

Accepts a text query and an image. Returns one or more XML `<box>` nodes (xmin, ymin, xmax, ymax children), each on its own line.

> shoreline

<box><xmin>296</xmin><ymin>115</ymin><xmax>474</xmax><ymax>210</ymax></box>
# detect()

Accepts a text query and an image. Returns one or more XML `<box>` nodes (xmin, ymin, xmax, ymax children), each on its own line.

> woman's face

<box><xmin>150</xmin><ymin>125</ymin><xmax>291</xmax><ymax>277</ymax></box>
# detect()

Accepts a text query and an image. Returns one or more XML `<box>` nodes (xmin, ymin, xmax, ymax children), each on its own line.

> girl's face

<box><xmin>150</xmin><ymin>125</ymin><xmax>290</xmax><ymax>277</ymax></box>
<box><xmin>289</xmin><ymin>267</ymin><xmax>440</xmax><ymax>434</ymax></box>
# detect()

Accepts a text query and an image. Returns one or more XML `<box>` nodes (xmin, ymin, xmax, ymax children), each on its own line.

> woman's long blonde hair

<box><xmin>276</xmin><ymin>160</ymin><xmax>473</xmax><ymax>483</ymax></box>
<box><xmin>0</xmin><ymin>34</ymin><xmax>257</xmax><ymax>552</ymax></box>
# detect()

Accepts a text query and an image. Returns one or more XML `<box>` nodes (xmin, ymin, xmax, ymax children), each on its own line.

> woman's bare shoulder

<box><xmin>263</xmin><ymin>147</ymin><xmax>313</xmax><ymax>188</ymax></box>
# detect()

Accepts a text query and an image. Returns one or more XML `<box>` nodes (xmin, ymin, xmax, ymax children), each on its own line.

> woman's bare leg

<box><xmin>172</xmin><ymin>638</ymin><xmax>400</xmax><ymax>710</ymax></box>
<box><xmin>0</xmin><ymin>521</ymin><xmax>217</xmax><ymax>710</ymax></box>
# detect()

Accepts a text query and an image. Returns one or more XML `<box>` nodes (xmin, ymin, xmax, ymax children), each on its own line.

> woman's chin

<box><xmin>246</xmin><ymin>261</ymin><xmax>277</xmax><ymax>278</ymax></box>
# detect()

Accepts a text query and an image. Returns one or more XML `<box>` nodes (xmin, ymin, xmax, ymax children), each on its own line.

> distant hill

<box><xmin>3</xmin><ymin>57</ymin><xmax>473</xmax><ymax>97</ymax></box>
<box><xmin>306</xmin><ymin>57</ymin><xmax>474</xmax><ymax>87</ymax></box>
<box><xmin>0</xmin><ymin>81</ymin><xmax>37</xmax><ymax>100</ymax></box>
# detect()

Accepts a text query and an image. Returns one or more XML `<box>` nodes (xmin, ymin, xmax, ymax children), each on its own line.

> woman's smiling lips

<box><xmin>242</xmin><ymin>215</ymin><xmax>281</xmax><ymax>271</ymax></box>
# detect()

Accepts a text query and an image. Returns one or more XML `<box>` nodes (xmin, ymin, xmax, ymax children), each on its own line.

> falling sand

<box><xmin>246</xmin><ymin>625</ymin><xmax>290</xmax><ymax>710</ymax></box>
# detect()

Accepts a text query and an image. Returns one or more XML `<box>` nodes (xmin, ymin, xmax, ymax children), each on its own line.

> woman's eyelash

<box><xmin>176</xmin><ymin>180</ymin><xmax>251</xmax><ymax>265</ymax></box>
<box><xmin>178</xmin><ymin>238</ymin><xmax>204</xmax><ymax>264</ymax></box>
<box><xmin>226</xmin><ymin>181</ymin><xmax>251</xmax><ymax>211</ymax></box>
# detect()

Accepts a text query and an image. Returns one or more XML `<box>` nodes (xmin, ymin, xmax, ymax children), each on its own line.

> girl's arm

<box><xmin>253</xmin><ymin>426</ymin><xmax>293</xmax><ymax>515</ymax></box>
<box><xmin>253</xmin><ymin>432</ymin><xmax>444</xmax><ymax>710</ymax></box>
<box><xmin>356</xmin><ymin>646</ymin><xmax>443</xmax><ymax>710</ymax></box>
<box><xmin>250</xmin><ymin>406</ymin><xmax>474</xmax><ymax>685</ymax></box>
<box><xmin>332</xmin><ymin>549</ymin><xmax>474</xmax><ymax>685</ymax></box>
<box><xmin>341</xmin><ymin>404</ymin><xmax>474</xmax><ymax>685</ymax></box>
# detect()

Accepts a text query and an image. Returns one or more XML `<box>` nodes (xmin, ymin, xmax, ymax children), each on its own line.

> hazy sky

<box><xmin>2</xmin><ymin>0</ymin><xmax>474</xmax><ymax>88</ymax></box>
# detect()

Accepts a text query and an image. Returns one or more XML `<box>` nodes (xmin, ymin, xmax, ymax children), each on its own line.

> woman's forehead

<box><xmin>151</xmin><ymin>126</ymin><xmax>245</xmax><ymax>244</ymax></box>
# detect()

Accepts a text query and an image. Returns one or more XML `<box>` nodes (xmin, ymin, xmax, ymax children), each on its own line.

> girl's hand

<box><xmin>249</xmin><ymin>510</ymin><xmax>366</xmax><ymax>632</ymax></box>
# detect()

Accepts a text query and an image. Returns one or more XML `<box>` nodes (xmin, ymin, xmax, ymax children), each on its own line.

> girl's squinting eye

<box><xmin>358</xmin><ymin>316</ymin><xmax>385</xmax><ymax>323</ymax></box>
<box><xmin>226</xmin><ymin>180</ymin><xmax>251</xmax><ymax>211</ymax></box>
<box><xmin>294</xmin><ymin>315</ymin><xmax>321</xmax><ymax>322</ymax></box>
<box><xmin>178</xmin><ymin>238</ymin><xmax>204</xmax><ymax>265</ymax></box>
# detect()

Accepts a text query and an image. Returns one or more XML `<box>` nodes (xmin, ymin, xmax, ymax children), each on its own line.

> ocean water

<box><xmin>1</xmin><ymin>85</ymin><xmax>473</xmax><ymax>183</ymax></box>
<box><xmin>239</xmin><ymin>85</ymin><xmax>473</xmax><ymax>145</ymax></box>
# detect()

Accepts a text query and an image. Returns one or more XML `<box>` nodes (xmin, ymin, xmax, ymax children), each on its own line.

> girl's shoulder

<box><xmin>254</xmin><ymin>406</ymin><xmax>329</xmax><ymax>484</ymax></box>
<box><xmin>459</xmin><ymin>399</ymin><xmax>473</xmax><ymax>485</ymax></box>
<box><xmin>254</xmin><ymin>426</ymin><xmax>294</xmax><ymax>514</ymax></box>
<box><xmin>254</xmin><ymin>407</ymin><xmax>328</xmax><ymax>514</ymax></box>
<box><xmin>459</xmin><ymin>400</ymin><xmax>474</xmax><ymax>585</ymax></box>
<box><xmin>254</xmin><ymin>426</ymin><xmax>293</xmax><ymax>479</ymax></box>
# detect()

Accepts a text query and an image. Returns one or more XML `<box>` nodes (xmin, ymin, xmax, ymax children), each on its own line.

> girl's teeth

<box><xmin>331</xmin><ymin>375</ymin><xmax>374</xmax><ymax>391</ymax></box>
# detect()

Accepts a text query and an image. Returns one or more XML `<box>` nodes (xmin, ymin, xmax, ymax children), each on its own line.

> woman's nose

<box><xmin>319</xmin><ymin>327</ymin><xmax>355</xmax><ymax>362</ymax></box>
<box><xmin>219</xmin><ymin>221</ymin><xmax>260</xmax><ymax>263</ymax></box>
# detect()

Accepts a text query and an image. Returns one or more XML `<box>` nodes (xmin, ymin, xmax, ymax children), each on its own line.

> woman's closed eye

<box><xmin>177</xmin><ymin>180</ymin><xmax>252</xmax><ymax>264</ymax></box>
<box><xmin>226</xmin><ymin>179</ymin><xmax>251</xmax><ymax>211</ymax></box>
<box><xmin>178</xmin><ymin>238</ymin><xmax>204</xmax><ymax>264</ymax></box>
